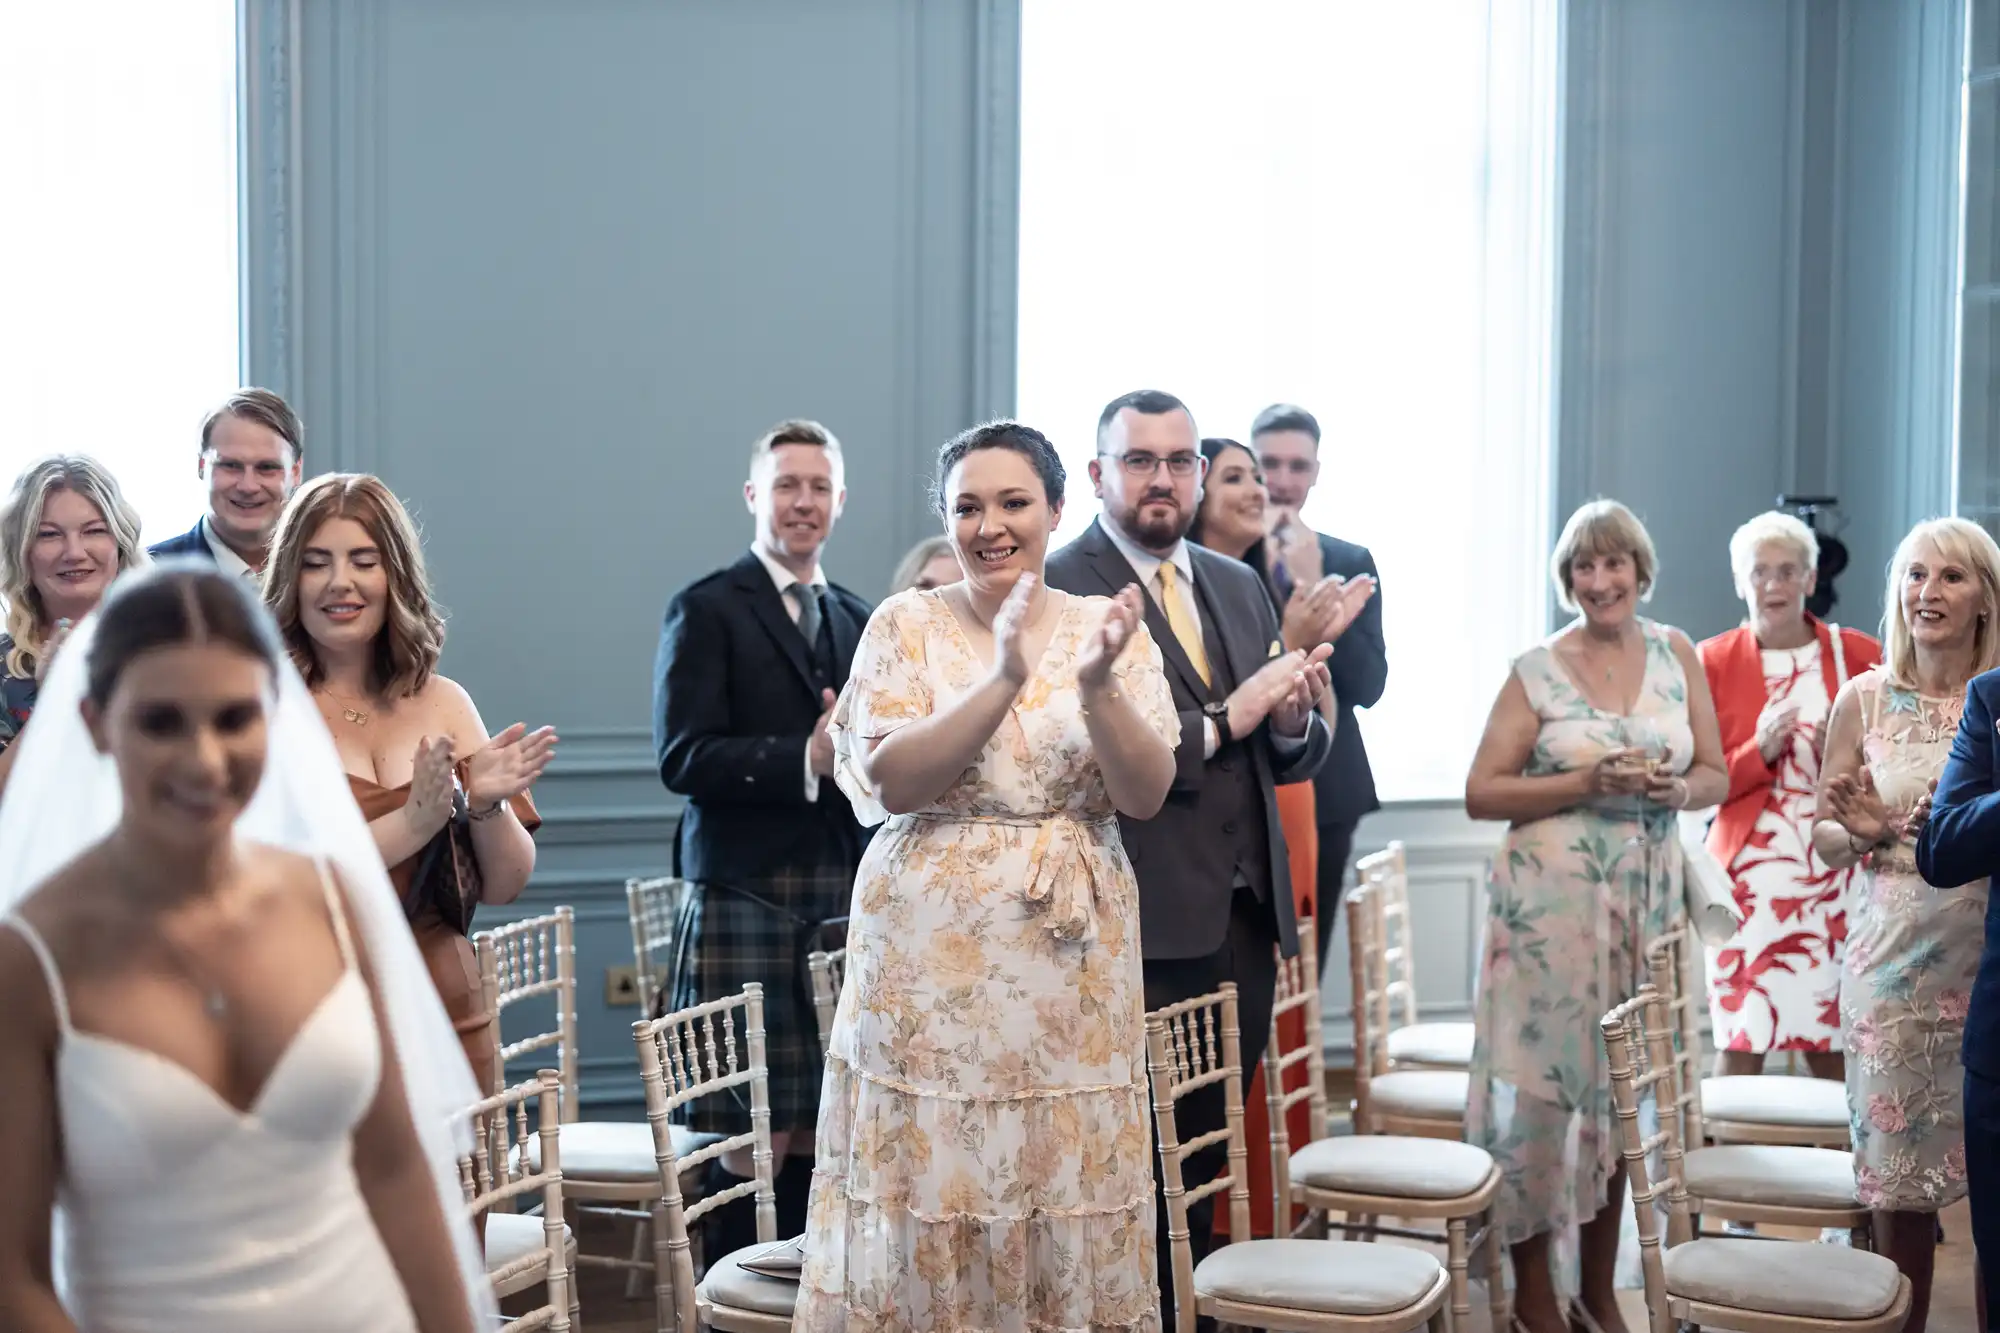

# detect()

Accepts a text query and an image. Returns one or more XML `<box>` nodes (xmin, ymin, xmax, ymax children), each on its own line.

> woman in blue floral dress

<box><xmin>1464</xmin><ymin>500</ymin><xmax>1727</xmax><ymax>1333</ymax></box>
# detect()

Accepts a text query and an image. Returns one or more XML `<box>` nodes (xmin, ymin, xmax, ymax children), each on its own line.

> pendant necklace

<box><xmin>324</xmin><ymin>689</ymin><xmax>371</xmax><ymax>727</ymax></box>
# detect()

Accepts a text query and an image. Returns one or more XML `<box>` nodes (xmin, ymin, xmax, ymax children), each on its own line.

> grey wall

<box><xmin>242</xmin><ymin>0</ymin><xmax>1966</xmax><ymax>1094</ymax></box>
<box><xmin>1557</xmin><ymin>0</ymin><xmax>1962</xmax><ymax>644</ymax></box>
<box><xmin>243</xmin><ymin>0</ymin><xmax>1019</xmax><ymax>1110</ymax></box>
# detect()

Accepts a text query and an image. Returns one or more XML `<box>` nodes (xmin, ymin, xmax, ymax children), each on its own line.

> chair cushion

<box><xmin>1369</xmin><ymin>1070</ymin><xmax>1469</xmax><ymax>1121</ymax></box>
<box><xmin>1195</xmin><ymin>1239</ymin><xmax>1442</xmax><ymax>1315</ymax></box>
<box><xmin>486</xmin><ymin>1212</ymin><xmax>573</xmax><ymax>1273</ymax></box>
<box><xmin>1386</xmin><ymin>1021</ymin><xmax>1476</xmax><ymax>1069</ymax></box>
<box><xmin>1291</xmin><ymin>1135</ymin><xmax>1495</xmax><ymax>1201</ymax></box>
<box><xmin>700</xmin><ymin>1246</ymin><xmax>803</xmax><ymax>1317</ymax></box>
<box><xmin>1701</xmin><ymin>1075</ymin><xmax>1848</xmax><ymax>1129</ymax></box>
<box><xmin>1683</xmin><ymin>1144</ymin><xmax>1860</xmax><ymax>1211</ymax></box>
<box><xmin>519</xmin><ymin>1120</ymin><xmax>721</xmax><ymax>1181</ymax></box>
<box><xmin>1663</xmin><ymin>1237</ymin><xmax>1902</xmax><ymax>1320</ymax></box>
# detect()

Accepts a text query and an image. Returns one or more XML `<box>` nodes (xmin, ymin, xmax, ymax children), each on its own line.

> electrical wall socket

<box><xmin>604</xmin><ymin>964</ymin><xmax>643</xmax><ymax>1008</ymax></box>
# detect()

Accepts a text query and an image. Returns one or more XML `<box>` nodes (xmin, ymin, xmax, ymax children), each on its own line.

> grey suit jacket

<box><xmin>1044</xmin><ymin>518</ymin><xmax>1331</xmax><ymax>961</ymax></box>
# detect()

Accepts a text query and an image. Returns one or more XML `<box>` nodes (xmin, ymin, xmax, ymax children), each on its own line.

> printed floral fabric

<box><xmin>793</xmin><ymin>587</ymin><xmax>1178</xmax><ymax>1333</ymax></box>
<box><xmin>1467</xmin><ymin>619</ymin><xmax>1692</xmax><ymax>1247</ymax></box>
<box><xmin>0</xmin><ymin>635</ymin><xmax>35</xmax><ymax>753</ymax></box>
<box><xmin>1706</xmin><ymin>641</ymin><xmax>1852</xmax><ymax>1053</ymax></box>
<box><xmin>1841</xmin><ymin>669</ymin><xmax>1983</xmax><ymax>1211</ymax></box>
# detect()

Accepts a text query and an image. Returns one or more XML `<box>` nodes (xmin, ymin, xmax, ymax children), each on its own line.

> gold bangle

<box><xmin>1078</xmin><ymin>689</ymin><xmax>1121</xmax><ymax>716</ymax></box>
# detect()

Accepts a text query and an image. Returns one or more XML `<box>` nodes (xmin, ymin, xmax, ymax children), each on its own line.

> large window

<box><xmin>1017</xmin><ymin>1</ymin><xmax>1560</xmax><ymax>802</ymax></box>
<box><xmin>0</xmin><ymin>1</ymin><xmax>242</xmax><ymax>539</ymax></box>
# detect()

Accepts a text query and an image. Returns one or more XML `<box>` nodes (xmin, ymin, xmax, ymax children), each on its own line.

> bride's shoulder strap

<box><xmin>0</xmin><ymin>915</ymin><xmax>70</xmax><ymax>1030</ymax></box>
<box><xmin>308</xmin><ymin>857</ymin><xmax>359</xmax><ymax>971</ymax></box>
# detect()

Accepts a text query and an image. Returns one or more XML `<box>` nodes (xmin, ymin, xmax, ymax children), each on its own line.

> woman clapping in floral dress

<box><xmin>1816</xmin><ymin>518</ymin><xmax>2000</xmax><ymax>1333</ymax></box>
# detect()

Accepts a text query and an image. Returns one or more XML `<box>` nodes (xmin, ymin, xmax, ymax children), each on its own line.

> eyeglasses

<box><xmin>1101</xmin><ymin>451</ymin><xmax>1201</xmax><ymax>478</ymax></box>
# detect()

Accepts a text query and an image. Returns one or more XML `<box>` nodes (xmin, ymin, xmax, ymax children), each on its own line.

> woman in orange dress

<box><xmin>1188</xmin><ymin>437</ymin><xmax>1342</xmax><ymax>1236</ymax></box>
<box><xmin>262</xmin><ymin>474</ymin><xmax>555</xmax><ymax>1096</ymax></box>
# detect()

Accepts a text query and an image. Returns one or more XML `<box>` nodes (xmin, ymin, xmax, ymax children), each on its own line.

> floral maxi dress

<box><xmin>1466</xmin><ymin>620</ymin><xmax>1692</xmax><ymax>1247</ymax></box>
<box><xmin>793</xmin><ymin>588</ymin><xmax>1175</xmax><ymax>1333</ymax></box>
<box><xmin>1841</xmin><ymin>669</ymin><xmax>1985</xmax><ymax>1210</ymax></box>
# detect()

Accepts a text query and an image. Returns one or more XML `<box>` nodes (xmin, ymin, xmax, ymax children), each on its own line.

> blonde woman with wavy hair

<box><xmin>1816</xmin><ymin>516</ymin><xmax>2000</xmax><ymax>1333</ymax></box>
<box><xmin>0</xmin><ymin>455</ymin><xmax>146</xmax><ymax>755</ymax></box>
<box><xmin>263</xmin><ymin>473</ymin><xmax>557</xmax><ymax>1109</ymax></box>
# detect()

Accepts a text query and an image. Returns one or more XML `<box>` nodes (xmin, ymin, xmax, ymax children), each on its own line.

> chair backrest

<box><xmin>627</xmin><ymin>875</ymin><xmax>686</xmax><ymax>1006</ymax></box>
<box><xmin>1601</xmin><ymin>984</ymin><xmax>1695</xmax><ymax>1333</ymax></box>
<box><xmin>806</xmin><ymin>946</ymin><xmax>846</xmax><ymax>1055</ymax></box>
<box><xmin>1344</xmin><ymin>879</ymin><xmax>1392</xmax><ymax>1123</ymax></box>
<box><xmin>630</xmin><ymin>984</ymin><xmax>777</xmax><ymax>1333</ymax></box>
<box><xmin>1264</xmin><ymin>916</ymin><xmax>1328</xmax><ymax>1229</ymax></box>
<box><xmin>1644</xmin><ymin>927</ymin><xmax>1706</xmax><ymax>1145</ymax></box>
<box><xmin>475</xmin><ymin>907</ymin><xmax>579</xmax><ymax>1118</ymax></box>
<box><xmin>1145</xmin><ymin>983</ymin><xmax>1248</xmax><ymax>1333</ymax></box>
<box><xmin>459</xmin><ymin>1068</ymin><xmax>572</xmax><ymax>1331</ymax></box>
<box><xmin>1363</xmin><ymin>841</ymin><xmax>1422</xmax><ymax>1032</ymax></box>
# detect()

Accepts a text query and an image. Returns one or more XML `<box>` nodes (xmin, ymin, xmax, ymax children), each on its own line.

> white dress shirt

<box><xmin>750</xmin><ymin>545</ymin><xmax>832</xmax><ymax>800</ymax></box>
<box><xmin>201</xmin><ymin>517</ymin><xmax>257</xmax><ymax>579</ymax></box>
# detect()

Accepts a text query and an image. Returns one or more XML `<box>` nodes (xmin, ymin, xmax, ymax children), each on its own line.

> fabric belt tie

<box><xmin>906</xmin><ymin>810</ymin><xmax>1116</xmax><ymax>943</ymax></box>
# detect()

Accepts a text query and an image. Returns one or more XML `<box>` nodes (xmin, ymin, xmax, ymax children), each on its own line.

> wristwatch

<box><xmin>1203</xmin><ymin>700</ymin><xmax>1233</xmax><ymax>748</ymax></box>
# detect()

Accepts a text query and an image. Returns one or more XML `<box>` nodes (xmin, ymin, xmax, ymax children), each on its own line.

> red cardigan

<box><xmin>1699</xmin><ymin>616</ymin><xmax>1882</xmax><ymax>871</ymax></box>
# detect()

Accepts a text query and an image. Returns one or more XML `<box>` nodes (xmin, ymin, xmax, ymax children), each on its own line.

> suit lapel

<box><xmin>730</xmin><ymin>555</ymin><xmax>817</xmax><ymax>698</ymax></box>
<box><xmin>828</xmin><ymin>591</ymin><xmax>864</xmax><ymax>691</ymax></box>
<box><xmin>1082</xmin><ymin>520</ymin><xmax>1208</xmax><ymax>700</ymax></box>
<box><xmin>1189</xmin><ymin>548</ymin><xmax>1259</xmax><ymax>687</ymax></box>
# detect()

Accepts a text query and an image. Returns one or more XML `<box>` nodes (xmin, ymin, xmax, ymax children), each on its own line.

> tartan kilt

<box><xmin>661</xmin><ymin>861</ymin><xmax>852</xmax><ymax>1134</ymax></box>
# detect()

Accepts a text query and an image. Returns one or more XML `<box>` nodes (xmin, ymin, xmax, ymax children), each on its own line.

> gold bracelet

<box><xmin>1078</xmin><ymin>689</ymin><xmax>1122</xmax><ymax>716</ymax></box>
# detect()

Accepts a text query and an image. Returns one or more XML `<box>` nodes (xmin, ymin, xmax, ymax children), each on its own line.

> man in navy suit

<box><xmin>149</xmin><ymin>387</ymin><xmax>304</xmax><ymax>577</ymax></box>
<box><xmin>1251</xmin><ymin>403</ymin><xmax>1386</xmax><ymax>951</ymax></box>
<box><xmin>1912</xmin><ymin>670</ymin><xmax>2000</xmax><ymax>1330</ymax></box>
<box><xmin>651</xmin><ymin>418</ymin><xmax>872</xmax><ymax>1250</ymax></box>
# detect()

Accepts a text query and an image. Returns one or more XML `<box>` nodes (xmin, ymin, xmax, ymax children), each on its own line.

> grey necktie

<box><xmin>793</xmin><ymin>582</ymin><xmax>823</xmax><ymax>648</ymax></box>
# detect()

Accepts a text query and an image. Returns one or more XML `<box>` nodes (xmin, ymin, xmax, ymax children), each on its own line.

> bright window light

<box><xmin>0</xmin><ymin>0</ymin><xmax>241</xmax><ymax>542</ymax></box>
<box><xmin>1017</xmin><ymin>0</ymin><xmax>1560</xmax><ymax>801</ymax></box>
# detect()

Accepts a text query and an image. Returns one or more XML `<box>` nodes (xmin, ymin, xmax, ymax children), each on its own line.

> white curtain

<box><xmin>1016</xmin><ymin>0</ymin><xmax>1562</xmax><ymax>802</ymax></box>
<box><xmin>0</xmin><ymin>0</ymin><xmax>241</xmax><ymax>537</ymax></box>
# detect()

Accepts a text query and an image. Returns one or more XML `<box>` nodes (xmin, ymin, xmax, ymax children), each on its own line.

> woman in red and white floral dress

<box><xmin>1700</xmin><ymin>511</ymin><xmax>1880</xmax><ymax>1075</ymax></box>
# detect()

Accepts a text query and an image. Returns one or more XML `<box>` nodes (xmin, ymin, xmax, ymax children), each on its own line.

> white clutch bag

<box><xmin>1678</xmin><ymin>811</ymin><xmax>1743</xmax><ymax>947</ymax></box>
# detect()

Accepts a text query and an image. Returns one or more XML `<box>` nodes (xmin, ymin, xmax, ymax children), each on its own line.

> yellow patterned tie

<box><xmin>1155</xmin><ymin>562</ymin><xmax>1211</xmax><ymax>686</ymax></box>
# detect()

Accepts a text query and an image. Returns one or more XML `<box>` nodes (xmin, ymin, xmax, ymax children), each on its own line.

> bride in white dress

<box><xmin>0</xmin><ymin>563</ymin><xmax>494</xmax><ymax>1332</ymax></box>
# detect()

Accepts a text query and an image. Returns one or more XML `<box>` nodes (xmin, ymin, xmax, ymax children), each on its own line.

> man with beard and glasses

<box><xmin>1044</xmin><ymin>388</ymin><xmax>1333</xmax><ymax>1325</ymax></box>
<box><xmin>651</xmin><ymin>419</ymin><xmax>872</xmax><ymax>1253</ymax></box>
<box><xmin>150</xmin><ymin>388</ymin><xmax>306</xmax><ymax>577</ymax></box>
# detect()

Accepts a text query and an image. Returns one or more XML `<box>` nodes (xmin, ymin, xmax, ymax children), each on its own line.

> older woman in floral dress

<box><xmin>1701</xmin><ymin>511</ymin><xmax>1880</xmax><ymax>1075</ymax></box>
<box><xmin>1816</xmin><ymin>517</ymin><xmax>2000</xmax><ymax>1333</ymax></box>
<box><xmin>1464</xmin><ymin>500</ymin><xmax>1726</xmax><ymax>1333</ymax></box>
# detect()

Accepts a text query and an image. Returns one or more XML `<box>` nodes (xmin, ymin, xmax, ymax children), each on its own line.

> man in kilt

<box><xmin>651</xmin><ymin>419</ymin><xmax>872</xmax><ymax>1249</ymax></box>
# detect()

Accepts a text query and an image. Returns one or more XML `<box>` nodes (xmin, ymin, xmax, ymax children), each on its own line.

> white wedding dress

<box><xmin>2</xmin><ymin>862</ymin><xmax>419</xmax><ymax>1332</ymax></box>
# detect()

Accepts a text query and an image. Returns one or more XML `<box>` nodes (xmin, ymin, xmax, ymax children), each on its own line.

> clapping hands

<box><xmin>992</xmin><ymin>573</ymin><xmax>1039</xmax><ymax>686</ymax></box>
<box><xmin>1281</xmin><ymin>574</ymin><xmax>1377</xmax><ymax>652</ymax></box>
<box><xmin>1824</xmin><ymin>768</ymin><xmax>1894</xmax><ymax>846</ymax></box>
<box><xmin>404</xmin><ymin>735</ymin><xmax>456</xmax><ymax>838</ymax></box>
<box><xmin>465</xmin><ymin>722</ymin><xmax>558</xmax><ymax>811</ymax></box>
<box><xmin>1077</xmin><ymin>584</ymin><xmax>1145</xmax><ymax>691</ymax></box>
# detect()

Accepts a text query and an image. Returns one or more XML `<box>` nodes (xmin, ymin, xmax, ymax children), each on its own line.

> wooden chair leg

<box><xmin>623</xmin><ymin>1211</ymin><xmax>650</xmax><ymax>1299</ymax></box>
<box><xmin>650</xmin><ymin>1200</ymin><xmax>678</xmax><ymax>1333</ymax></box>
<box><xmin>1447</xmin><ymin>1217</ymin><xmax>1471</xmax><ymax>1333</ymax></box>
<box><xmin>1484</xmin><ymin>1215</ymin><xmax>1510</xmax><ymax>1333</ymax></box>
